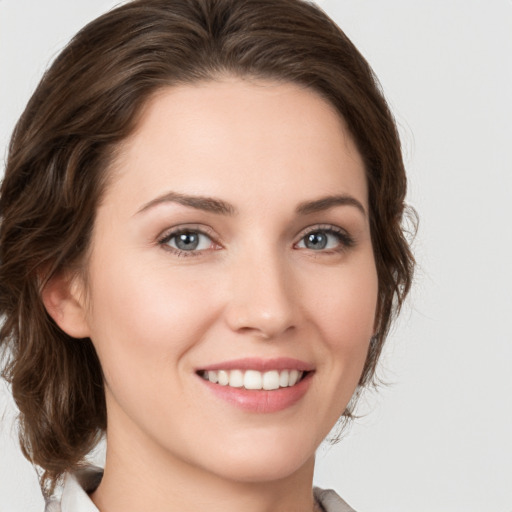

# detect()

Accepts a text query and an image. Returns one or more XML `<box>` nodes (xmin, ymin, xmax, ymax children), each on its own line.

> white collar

<box><xmin>45</xmin><ymin>466</ymin><xmax>102</xmax><ymax>512</ymax></box>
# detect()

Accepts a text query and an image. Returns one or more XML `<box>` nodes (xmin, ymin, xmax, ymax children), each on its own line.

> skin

<box><xmin>45</xmin><ymin>77</ymin><xmax>378</xmax><ymax>512</ymax></box>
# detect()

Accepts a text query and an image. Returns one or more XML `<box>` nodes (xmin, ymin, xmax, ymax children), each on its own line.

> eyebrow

<box><xmin>136</xmin><ymin>191</ymin><xmax>365</xmax><ymax>218</ymax></box>
<box><xmin>296</xmin><ymin>195</ymin><xmax>367</xmax><ymax>217</ymax></box>
<box><xmin>136</xmin><ymin>191</ymin><xmax>237</xmax><ymax>216</ymax></box>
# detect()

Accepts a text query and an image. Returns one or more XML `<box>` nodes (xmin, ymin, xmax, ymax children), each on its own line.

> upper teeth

<box><xmin>201</xmin><ymin>369</ymin><xmax>304</xmax><ymax>390</ymax></box>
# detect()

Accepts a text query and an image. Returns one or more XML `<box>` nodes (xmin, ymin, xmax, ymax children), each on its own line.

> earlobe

<box><xmin>41</xmin><ymin>271</ymin><xmax>91</xmax><ymax>339</ymax></box>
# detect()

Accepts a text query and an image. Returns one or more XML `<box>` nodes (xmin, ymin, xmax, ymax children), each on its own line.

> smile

<box><xmin>198</xmin><ymin>369</ymin><xmax>306</xmax><ymax>390</ymax></box>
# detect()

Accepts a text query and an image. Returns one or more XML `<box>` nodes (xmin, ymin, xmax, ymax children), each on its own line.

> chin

<box><xmin>182</xmin><ymin>427</ymin><xmax>320</xmax><ymax>484</ymax></box>
<box><xmin>205</xmin><ymin>451</ymin><xmax>314</xmax><ymax>484</ymax></box>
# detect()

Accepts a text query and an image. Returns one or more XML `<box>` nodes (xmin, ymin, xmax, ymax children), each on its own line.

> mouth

<box><xmin>195</xmin><ymin>358</ymin><xmax>314</xmax><ymax>412</ymax></box>
<box><xmin>197</xmin><ymin>368</ymin><xmax>309</xmax><ymax>390</ymax></box>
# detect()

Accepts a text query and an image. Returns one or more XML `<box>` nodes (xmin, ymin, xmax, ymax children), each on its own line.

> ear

<box><xmin>41</xmin><ymin>271</ymin><xmax>91</xmax><ymax>339</ymax></box>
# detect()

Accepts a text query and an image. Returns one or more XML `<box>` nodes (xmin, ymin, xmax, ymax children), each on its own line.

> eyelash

<box><xmin>158</xmin><ymin>226</ymin><xmax>219</xmax><ymax>258</ymax></box>
<box><xmin>296</xmin><ymin>225</ymin><xmax>355</xmax><ymax>253</ymax></box>
<box><xmin>157</xmin><ymin>224</ymin><xmax>355</xmax><ymax>257</ymax></box>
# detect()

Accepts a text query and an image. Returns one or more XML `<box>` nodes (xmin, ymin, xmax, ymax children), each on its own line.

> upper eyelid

<box><xmin>300</xmin><ymin>223</ymin><xmax>345</xmax><ymax>232</ymax></box>
<box><xmin>158</xmin><ymin>224</ymin><xmax>218</xmax><ymax>243</ymax></box>
<box><xmin>296</xmin><ymin>224</ymin><xmax>350</xmax><ymax>238</ymax></box>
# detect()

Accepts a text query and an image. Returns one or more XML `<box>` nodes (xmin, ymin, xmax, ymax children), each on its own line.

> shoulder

<box><xmin>314</xmin><ymin>487</ymin><xmax>358</xmax><ymax>512</ymax></box>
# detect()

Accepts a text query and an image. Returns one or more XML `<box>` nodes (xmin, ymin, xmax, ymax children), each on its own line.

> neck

<box><xmin>91</xmin><ymin>422</ymin><xmax>317</xmax><ymax>512</ymax></box>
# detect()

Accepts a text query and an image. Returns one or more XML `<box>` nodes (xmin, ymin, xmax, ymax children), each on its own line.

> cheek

<box><xmin>304</xmin><ymin>255</ymin><xmax>378</xmax><ymax>343</ymax></box>
<box><xmin>302</xmin><ymin>253</ymin><xmax>378</xmax><ymax>395</ymax></box>
<box><xmin>83</xmin><ymin>256</ymin><xmax>226</xmax><ymax>432</ymax></box>
<box><xmin>84</xmin><ymin>252</ymin><xmax>221</xmax><ymax>384</ymax></box>
<box><xmin>294</xmin><ymin>254</ymin><xmax>378</xmax><ymax>440</ymax></box>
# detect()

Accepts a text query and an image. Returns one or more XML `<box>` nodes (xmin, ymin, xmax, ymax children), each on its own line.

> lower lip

<box><xmin>198</xmin><ymin>372</ymin><xmax>313</xmax><ymax>413</ymax></box>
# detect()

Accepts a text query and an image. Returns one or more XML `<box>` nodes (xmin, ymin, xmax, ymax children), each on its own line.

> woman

<box><xmin>0</xmin><ymin>0</ymin><xmax>414</xmax><ymax>511</ymax></box>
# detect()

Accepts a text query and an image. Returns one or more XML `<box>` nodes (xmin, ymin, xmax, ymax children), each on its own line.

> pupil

<box><xmin>306</xmin><ymin>232</ymin><xmax>327</xmax><ymax>250</ymax></box>
<box><xmin>176</xmin><ymin>232</ymin><xmax>199</xmax><ymax>250</ymax></box>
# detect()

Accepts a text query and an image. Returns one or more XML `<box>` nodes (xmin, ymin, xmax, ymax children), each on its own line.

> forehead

<box><xmin>106</xmin><ymin>77</ymin><xmax>368</xmax><ymax>213</ymax></box>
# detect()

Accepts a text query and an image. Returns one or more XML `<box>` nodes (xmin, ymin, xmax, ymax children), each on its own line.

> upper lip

<box><xmin>198</xmin><ymin>357</ymin><xmax>314</xmax><ymax>372</ymax></box>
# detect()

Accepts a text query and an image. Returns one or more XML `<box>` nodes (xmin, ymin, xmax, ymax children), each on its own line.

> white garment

<box><xmin>44</xmin><ymin>466</ymin><xmax>356</xmax><ymax>512</ymax></box>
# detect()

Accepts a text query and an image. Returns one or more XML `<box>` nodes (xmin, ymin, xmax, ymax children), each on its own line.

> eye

<box><xmin>159</xmin><ymin>228</ymin><xmax>216</xmax><ymax>255</ymax></box>
<box><xmin>295</xmin><ymin>227</ymin><xmax>354</xmax><ymax>252</ymax></box>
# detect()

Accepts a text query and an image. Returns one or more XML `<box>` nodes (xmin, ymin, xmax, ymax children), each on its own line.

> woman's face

<box><xmin>76</xmin><ymin>78</ymin><xmax>378</xmax><ymax>482</ymax></box>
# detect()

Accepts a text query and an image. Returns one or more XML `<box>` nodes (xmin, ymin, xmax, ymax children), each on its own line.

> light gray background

<box><xmin>1</xmin><ymin>1</ymin><xmax>511</xmax><ymax>511</ymax></box>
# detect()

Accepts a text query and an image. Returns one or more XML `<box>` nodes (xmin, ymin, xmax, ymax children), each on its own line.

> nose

<box><xmin>223</xmin><ymin>249</ymin><xmax>298</xmax><ymax>340</ymax></box>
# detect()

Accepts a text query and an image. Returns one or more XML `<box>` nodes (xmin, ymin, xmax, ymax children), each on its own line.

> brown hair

<box><xmin>0</xmin><ymin>0</ymin><xmax>414</xmax><ymax>491</ymax></box>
